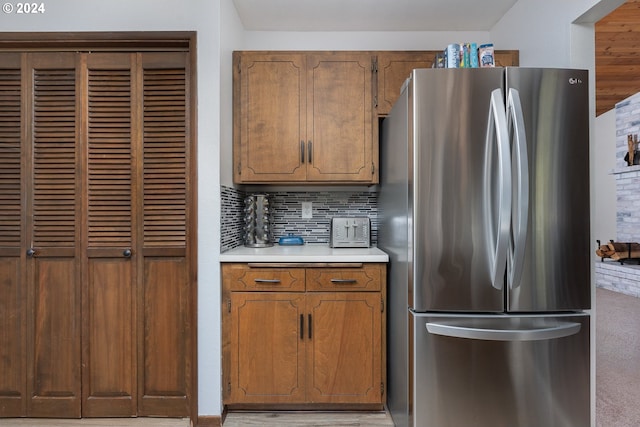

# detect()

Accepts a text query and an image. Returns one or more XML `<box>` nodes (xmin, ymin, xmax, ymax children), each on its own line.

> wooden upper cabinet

<box><xmin>233</xmin><ymin>50</ymin><xmax>518</xmax><ymax>184</ymax></box>
<box><xmin>376</xmin><ymin>51</ymin><xmax>434</xmax><ymax>115</ymax></box>
<box><xmin>375</xmin><ymin>50</ymin><xmax>520</xmax><ymax>116</ymax></box>
<box><xmin>233</xmin><ymin>51</ymin><xmax>377</xmax><ymax>184</ymax></box>
<box><xmin>235</xmin><ymin>52</ymin><xmax>307</xmax><ymax>183</ymax></box>
<box><xmin>306</xmin><ymin>52</ymin><xmax>374</xmax><ymax>182</ymax></box>
<box><xmin>494</xmin><ymin>50</ymin><xmax>520</xmax><ymax>67</ymax></box>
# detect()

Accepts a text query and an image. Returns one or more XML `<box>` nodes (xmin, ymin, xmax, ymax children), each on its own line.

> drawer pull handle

<box><xmin>254</xmin><ymin>279</ymin><xmax>281</xmax><ymax>284</ymax></box>
<box><xmin>330</xmin><ymin>279</ymin><xmax>358</xmax><ymax>284</ymax></box>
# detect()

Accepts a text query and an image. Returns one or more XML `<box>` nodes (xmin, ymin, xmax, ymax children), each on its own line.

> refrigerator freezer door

<box><xmin>505</xmin><ymin>68</ymin><xmax>591</xmax><ymax>312</ymax></box>
<box><xmin>412</xmin><ymin>312</ymin><xmax>590</xmax><ymax>427</ymax></box>
<box><xmin>411</xmin><ymin>68</ymin><xmax>506</xmax><ymax>312</ymax></box>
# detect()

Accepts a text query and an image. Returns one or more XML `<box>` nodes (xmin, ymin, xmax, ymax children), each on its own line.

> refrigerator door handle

<box><xmin>507</xmin><ymin>88</ymin><xmax>529</xmax><ymax>290</ymax></box>
<box><xmin>484</xmin><ymin>89</ymin><xmax>512</xmax><ymax>290</ymax></box>
<box><xmin>425</xmin><ymin>321</ymin><xmax>581</xmax><ymax>342</ymax></box>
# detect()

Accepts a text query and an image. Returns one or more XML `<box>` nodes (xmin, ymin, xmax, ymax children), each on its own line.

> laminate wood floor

<box><xmin>222</xmin><ymin>411</ymin><xmax>394</xmax><ymax>426</ymax></box>
<box><xmin>0</xmin><ymin>419</ymin><xmax>190</xmax><ymax>427</ymax></box>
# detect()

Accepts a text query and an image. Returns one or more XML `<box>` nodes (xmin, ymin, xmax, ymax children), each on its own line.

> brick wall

<box><xmin>595</xmin><ymin>261</ymin><xmax>640</xmax><ymax>298</ymax></box>
<box><xmin>596</xmin><ymin>93</ymin><xmax>640</xmax><ymax>296</ymax></box>
<box><xmin>614</xmin><ymin>91</ymin><xmax>640</xmax><ymax>243</ymax></box>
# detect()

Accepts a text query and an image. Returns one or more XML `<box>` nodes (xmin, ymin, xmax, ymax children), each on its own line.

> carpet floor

<box><xmin>596</xmin><ymin>287</ymin><xmax>640</xmax><ymax>427</ymax></box>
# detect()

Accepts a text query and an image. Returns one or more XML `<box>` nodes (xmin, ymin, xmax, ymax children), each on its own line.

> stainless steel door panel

<box><xmin>505</xmin><ymin>68</ymin><xmax>591</xmax><ymax>312</ymax></box>
<box><xmin>411</xmin><ymin>312</ymin><xmax>590</xmax><ymax>427</ymax></box>
<box><xmin>379</xmin><ymin>87</ymin><xmax>411</xmax><ymax>427</ymax></box>
<box><xmin>411</xmin><ymin>68</ymin><xmax>505</xmax><ymax>312</ymax></box>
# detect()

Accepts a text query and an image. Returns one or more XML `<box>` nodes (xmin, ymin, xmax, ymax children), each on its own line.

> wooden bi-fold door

<box><xmin>25</xmin><ymin>52</ymin><xmax>83</xmax><ymax>418</ymax></box>
<box><xmin>0</xmin><ymin>49</ymin><xmax>193</xmax><ymax>419</ymax></box>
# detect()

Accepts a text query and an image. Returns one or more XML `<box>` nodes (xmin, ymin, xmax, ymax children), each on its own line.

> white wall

<box><xmin>242</xmin><ymin>30</ymin><xmax>490</xmax><ymax>51</ymax></box>
<box><xmin>491</xmin><ymin>0</ymin><xmax>624</xmax><ymax>66</ymax></box>
<box><xmin>220</xmin><ymin>0</ymin><xmax>246</xmax><ymax>188</ymax></box>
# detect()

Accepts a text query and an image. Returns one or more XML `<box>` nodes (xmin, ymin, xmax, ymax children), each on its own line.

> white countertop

<box><xmin>220</xmin><ymin>243</ymin><xmax>389</xmax><ymax>263</ymax></box>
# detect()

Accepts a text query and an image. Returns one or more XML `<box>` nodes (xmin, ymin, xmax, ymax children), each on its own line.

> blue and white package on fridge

<box><xmin>445</xmin><ymin>43</ymin><xmax>460</xmax><ymax>68</ymax></box>
<box><xmin>469</xmin><ymin>43</ymin><xmax>479</xmax><ymax>68</ymax></box>
<box><xmin>479</xmin><ymin>43</ymin><xmax>495</xmax><ymax>67</ymax></box>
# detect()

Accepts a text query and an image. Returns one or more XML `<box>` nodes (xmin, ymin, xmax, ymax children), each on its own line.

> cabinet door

<box><xmin>376</xmin><ymin>51</ymin><xmax>434</xmax><ymax>115</ymax></box>
<box><xmin>494</xmin><ymin>50</ymin><xmax>520</xmax><ymax>67</ymax></box>
<box><xmin>25</xmin><ymin>52</ymin><xmax>82</xmax><ymax>418</ymax></box>
<box><xmin>306</xmin><ymin>292</ymin><xmax>382</xmax><ymax>404</ymax></box>
<box><xmin>234</xmin><ymin>52</ymin><xmax>307</xmax><ymax>182</ymax></box>
<box><xmin>306</xmin><ymin>52</ymin><xmax>375</xmax><ymax>182</ymax></box>
<box><xmin>229</xmin><ymin>292</ymin><xmax>306</xmax><ymax>404</ymax></box>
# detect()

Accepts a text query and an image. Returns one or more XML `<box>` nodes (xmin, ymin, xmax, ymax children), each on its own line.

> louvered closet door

<box><xmin>82</xmin><ymin>52</ymin><xmax>137</xmax><ymax>417</ymax></box>
<box><xmin>25</xmin><ymin>52</ymin><xmax>82</xmax><ymax>418</ymax></box>
<box><xmin>0</xmin><ymin>49</ymin><xmax>192</xmax><ymax>420</ymax></box>
<box><xmin>137</xmin><ymin>52</ymin><xmax>191</xmax><ymax>417</ymax></box>
<box><xmin>0</xmin><ymin>52</ymin><xmax>26</xmax><ymax>417</ymax></box>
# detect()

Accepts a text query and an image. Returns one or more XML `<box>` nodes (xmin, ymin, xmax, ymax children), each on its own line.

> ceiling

<box><xmin>232</xmin><ymin>0</ymin><xmax>519</xmax><ymax>31</ymax></box>
<box><xmin>595</xmin><ymin>0</ymin><xmax>640</xmax><ymax>115</ymax></box>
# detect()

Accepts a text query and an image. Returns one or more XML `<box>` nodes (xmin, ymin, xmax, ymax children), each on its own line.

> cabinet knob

<box><xmin>26</xmin><ymin>248</ymin><xmax>35</xmax><ymax>257</ymax></box>
<box><xmin>123</xmin><ymin>249</ymin><xmax>132</xmax><ymax>257</ymax></box>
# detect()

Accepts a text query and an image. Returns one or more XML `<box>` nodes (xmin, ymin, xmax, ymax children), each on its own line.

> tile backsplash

<box><xmin>220</xmin><ymin>186</ymin><xmax>378</xmax><ymax>252</ymax></box>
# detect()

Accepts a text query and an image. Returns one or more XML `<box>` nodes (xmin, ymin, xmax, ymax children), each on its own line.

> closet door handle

<box><xmin>300</xmin><ymin>314</ymin><xmax>304</xmax><ymax>339</ymax></box>
<box><xmin>123</xmin><ymin>249</ymin><xmax>132</xmax><ymax>258</ymax></box>
<box><xmin>308</xmin><ymin>314</ymin><xmax>312</xmax><ymax>339</ymax></box>
<box><xmin>26</xmin><ymin>248</ymin><xmax>35</xmax><ymax>257</ymax></box>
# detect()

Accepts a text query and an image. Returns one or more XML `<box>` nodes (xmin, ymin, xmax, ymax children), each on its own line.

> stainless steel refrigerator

<box><xmin>378</xmin><ymin>68</ymin><xmax>591</xmax><ymax>427</ymax></box>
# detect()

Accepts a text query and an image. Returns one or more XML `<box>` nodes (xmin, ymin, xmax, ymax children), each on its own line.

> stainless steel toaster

<box><xmin>330</xmin><ymin>217</ymin><xmax>371</xmax><ymax>248</ymax></box>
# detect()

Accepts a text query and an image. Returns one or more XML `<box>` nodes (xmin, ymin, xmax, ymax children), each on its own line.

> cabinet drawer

<box><xmin>306</xmin><ymin>264</ymin><xmax>381</xmax><ymax>291</ymax></box>
<box><xmin>222</xmin><ymin>263</ymin><xmax>305</xmax><ymax>291</ymax></box>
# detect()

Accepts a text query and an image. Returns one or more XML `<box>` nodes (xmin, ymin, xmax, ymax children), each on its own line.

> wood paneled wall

<box><xmin>595</xmin><ymin>0</ymin><xmax>640</xmax><ymax>116</ymax></box>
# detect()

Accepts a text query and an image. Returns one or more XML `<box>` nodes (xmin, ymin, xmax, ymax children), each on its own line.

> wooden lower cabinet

<box><xmin>223</xmin><ymin>263</ymin><xmax>386</xmax><ymax>409</ymax></box>
<box><xmin>230</xmin><ymin>292</ymin><xmax>306</xmax><ymax>404</ymax></box>
<box><xmin>305</xmin><ymin>292</ymin><xmax>382</xmax><ymax>404</ymax></box>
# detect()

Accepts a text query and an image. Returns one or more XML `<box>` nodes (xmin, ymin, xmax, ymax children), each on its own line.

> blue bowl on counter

<box><xmin>278</xmin><ymin>234</ymin><xmax>304</xmax><ymax>246</ymax></box>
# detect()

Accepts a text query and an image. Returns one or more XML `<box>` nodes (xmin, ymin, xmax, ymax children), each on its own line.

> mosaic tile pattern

<box><xmin>269</xmin><ymin>191</ymin><xmax>378</xmax><ymax>245</ymax></box>
<box><xmin>220</xmin><ymin>186</ymin><xmax>245</xmax><ymax>252</ymax></box>
<box><xmin>220</xmin><ymin>186</ymin><xmax>379</xmax><ymax>250</ymax></box>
